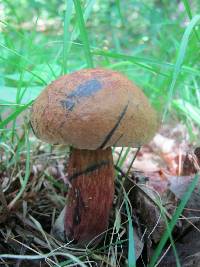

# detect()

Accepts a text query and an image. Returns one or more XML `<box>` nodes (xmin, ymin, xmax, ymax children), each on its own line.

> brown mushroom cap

<box><xmin>30</xmin><ymin>68</ymin><xmax>157</xmax><ymax>149</ymax></box>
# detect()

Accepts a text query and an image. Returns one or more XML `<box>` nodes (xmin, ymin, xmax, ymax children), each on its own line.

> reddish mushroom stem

<box><xmin>64</xmin><ymin>147</ymin><xmax>114</xmax><ymax>245</ymax></box>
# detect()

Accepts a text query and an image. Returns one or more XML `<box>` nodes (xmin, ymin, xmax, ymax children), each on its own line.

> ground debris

<box><xmin>114</xmin><ymin>123</ymin><xmax>200</xmax><ymax>265</ymax></box>
<box><xmin>1</xmin><ymin>123</ymin><xmax>200</xmax><ymax>266</ymax></box>
<box><xmin>158</xmin><ymin>222</ymin><xmax>200</xmax><ymax>267</ymax></box>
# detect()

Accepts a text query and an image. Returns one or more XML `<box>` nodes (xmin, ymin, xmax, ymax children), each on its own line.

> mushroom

<box><xmin>30</xmin><ymin>68</ymin><xmax>157</xmax><ymax>246</ymax></box>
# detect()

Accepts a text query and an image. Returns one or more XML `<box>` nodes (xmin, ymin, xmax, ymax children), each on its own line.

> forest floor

<box><xmin>1</xmin><ymin>121</ymin><xmax>200</xmax><ymax>267</ymax></box>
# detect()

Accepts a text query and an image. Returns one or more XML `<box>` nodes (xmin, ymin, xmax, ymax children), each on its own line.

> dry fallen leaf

<box><xmin>122</xmin><ymin>124</ymin><xmax>200</xmax><ymax>244</ymax></box>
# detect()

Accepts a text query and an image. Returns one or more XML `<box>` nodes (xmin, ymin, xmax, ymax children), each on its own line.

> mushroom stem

<box><xmin>64</xmin><ymin>147</ymin><xmax>114</xmax><ymax>245</ymax></box>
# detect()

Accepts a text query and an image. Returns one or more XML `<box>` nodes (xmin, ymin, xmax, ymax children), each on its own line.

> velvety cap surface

<box><xmin>30</xmin><ymin>68</ymin><xmax>157</xmax><ymax>149</ymax></box>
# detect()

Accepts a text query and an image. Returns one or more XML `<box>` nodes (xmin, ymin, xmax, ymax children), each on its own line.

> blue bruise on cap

<box><xmin>61</xmin><ymin>79</ymin><xmax>102</xmax><ymax>111</ymax></box>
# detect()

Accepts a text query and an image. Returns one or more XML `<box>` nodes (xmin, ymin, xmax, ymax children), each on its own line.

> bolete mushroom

<box><xmin>30</xmin><ymin>68</ymin><xmax>157</xmax><ymax>246</ymax></box>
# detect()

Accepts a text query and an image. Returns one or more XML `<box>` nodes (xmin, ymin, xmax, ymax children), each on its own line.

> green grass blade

<box><xmin>182</xmin><ymin>0</ymin><xmax>193</xmax><ymax>19</ymax></box>
<box><xmin>173</xmin><ymin>99</ymin><xmax>200</xmax><ymax>126</ymax></box>
<box><xmin>63</xmin><ymin>0</ymin><xmax>73</xmax><ymax>74</ymax></box>
<box><xmin>126</xmin><ymin>148</ymin><xmax>140</xmax><ymax>177</ymax></box>
<box><xmin>149</xmin><ymin>173</ymin><xmax>199</xmax><ymax>267</ymax></box>
<box><xmin>115</xmin><ymin>147</ymin><xmax>124</xmax><ymax>166</ymax></box>
<box><xmin>155</xmin><ymin>201</ymin><xmax>181</xmax><ymax>267</ymax></box>
<box><xmin>125</xmin><ymin>198</ymin><xmax>136</xmax><ymax>267</ymax></box>
<box><xmin>118</xmin><ymin>147</ymin><xmax>130</xmax><ymax>168</ymax></box>
<box><xmin>73</xmin><ymin>0</ymin><xmax>94</xmax><ymax>68</ymax></box>
<box><xmin>115</xmin><ymin>0</ymin><xmax>124</xmax><ymax>25</ymax></box>
<box><xmin>0</xmin><ymin>55</ymin><xmax>47</xmax><ymax>85</ymax></box>
<box><xmin>2</xmin><ymin>0</ymin><xmax>21</xmax><ymax>24</ymax></box>
<box><xmin>0</xmin><ymin>101</ymin><xmax>33</xmax><ymax>128</ymax></box>
<box><xmin>66</xmin><ymin>0</ymin><xmax>95</xmax><ymax>57</ymax></box>
<box><xmin>182</xmin><ymin>0</ymin><xmax>200</xmax><ymax>41</ymax></box>
<box><xmin>8</xmin><ymin>128</ymin><xmax>30</xmax><ymax>209</ymax></box>
<box><xmin>162</xmin><ymin>15</ymin><xmax>200</xmax><ymax>122</ymax></box>
<box><xmin>92</xmin><ymin>49</ymin><xmax>172</xmax><ymax>68</ymax></box>
<box><xmin>92</xmin><ymin>46</ymin><xmax>200</xmax><ymax>77</ymax></box>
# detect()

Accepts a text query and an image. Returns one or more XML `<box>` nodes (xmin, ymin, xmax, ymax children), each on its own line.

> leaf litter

<box><xmin>0</xmin><ymin>122</ymin><xmax>200</xmax><ymax>266</ymax></box>
<box><xmin>114</xmin><ymin>123</ymin><xmax>200</xmax><ymax>266</ymax></box>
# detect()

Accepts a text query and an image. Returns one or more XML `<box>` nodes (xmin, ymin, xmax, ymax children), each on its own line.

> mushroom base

<box><xmin>64</xmin><ymin>147</ymin><xmax>114</xmax><ymax>246</ymax></box>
